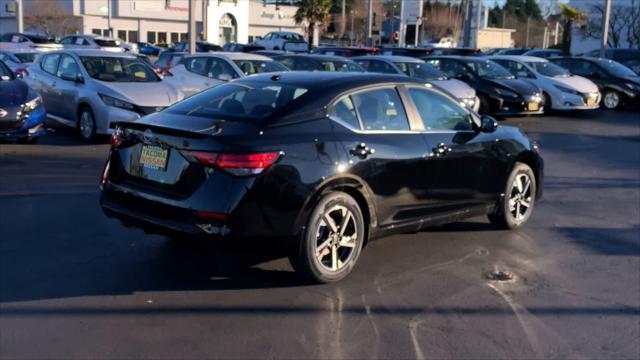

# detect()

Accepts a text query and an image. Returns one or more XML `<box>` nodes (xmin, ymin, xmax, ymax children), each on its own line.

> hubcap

<box><xmin>604</xmin><ymin>92</ymin><xmax>619</xmax><ymax>109</ymax></box>
<box><xmin>79</xmin><ymin>112</ymin><xmax>93</xmax><ymax>139</ymax></box>
<box><xmin>315</xmin><ymin>205</ymin><xmax>357</xmax><ymax>272</ymax></box>
<box><xmin>509</xmin><ymin>174</ymin><xmax>533</xmax><ymax>221</ymax></box>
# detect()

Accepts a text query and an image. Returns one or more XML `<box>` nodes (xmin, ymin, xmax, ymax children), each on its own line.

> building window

<box><xmin>180</xmin><ymin>33</ymin><xmax>188</xmax><ymax>41</ymax></box>
<box><xmin>158</xmin><ymin>32</ymin><xmax>167</xmax><ymax>44</ymax></box>
<box><xmin>147</xmin><ymin>31</ymin><xmax>156</xmax><ymax>44</ymax></box>
<box><xmin>92</xmin><ymin>28</ymin><xmax>101</xmax><ymax>35</ymax></box>
<box><xmin>128</xmin><ymin>31</ymin><xmax>138</xmax><ymax>43</ymax></box>
<box><xmin>117</xmin><ymin>30</ymin><xmax>127</xmax><ymax>41</ymax></box>
<box><xmin>102</xmin><ymin>29</ymin><xmax>110</xmax><ymax>37</ymax></box>
<box><xmin>248</xmin><ymin>35</ymin><xmax>255</xmax><ymax>43</ymax></box>
<box><xmin>171</xmin><ymin>32</ymin><xmax>179</xmax><ymax>44</ymax></box>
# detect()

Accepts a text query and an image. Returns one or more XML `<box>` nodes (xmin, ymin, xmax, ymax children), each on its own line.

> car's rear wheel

<box><xmin>78</xmin><ymin>107</ymin><xmax>96</xmax><ymax>141</ymax></box>
<box><xmin>289</xmin><ymin>192</ymin><xmax>365</xmax><ymax>283</ymax></box>
<box><xmin>543</xmin><ymin>92</ymin><xmax>552</xmax><ymax>114</ymax></box>
<box><xmin>603</xmin><ymin>89</ymin><xmax>621</xmax><ymax>110</ymax></box>
<box><xmin>488</xmin><ymin>162</ymin><xmax>536</xmax><ymax>229</ymax></box>
<box><xmin>478</xmin><ymin>94</ymin><xmax>491</xmax><ymax>115</ymax></box>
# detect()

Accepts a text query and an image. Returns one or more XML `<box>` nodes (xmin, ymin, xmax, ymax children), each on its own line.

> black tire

<box><xmin>602</xmin><ymin>89</ymin><xmax>622</xmax><ymax>110</ymax></box>
<box><xmin>17</xmin><ymin>137</ymin><xmax>38</xmax><ymax>144</ymax></box>
<box><xmin>289</xmin><ymin>192</ymin><xmax>366</xmax><ymax>283</ymax></box>
<box><xmin>77</xmin><ymin>106</ymin><xmax>96</xmax><ymax>142</ymax></box>
<box><xmin>488</xmin><ymin>162</ymin><xmax>537</xmax><ymax>230</ymax></box>
<box><xmin>478</xmin><ymin>94</ymin><xmax>491</xmax><ymax>115</ymax></box>
<box><xmin>543</xmin><ymin>92</ymin><xmax>552</xmax><ymax>114</ymax></box>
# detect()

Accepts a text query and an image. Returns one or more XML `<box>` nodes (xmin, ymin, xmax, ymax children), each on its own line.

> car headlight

<box><xmin>554</xmin><ymin>84</ymin><xmax>580</xmax><ymax>95</ymax></box>
<box><xmin>23</xmin><ymin>96</ymin><xmax>42</xmax><ymax>112</ymax></box>
<box><xmin>624</xmin><ymin>82</ymin><xmax>640</xmax><ymax>91</ymax></box>
<box><xmin>99</xmin><ymin>94</ymin><xmax>135</xmax><ymax>110</ymax></box>
<box><xmin>494</xmin><ymin>87</ymin><xmax>519</xmax><ymax>98</ymax></box>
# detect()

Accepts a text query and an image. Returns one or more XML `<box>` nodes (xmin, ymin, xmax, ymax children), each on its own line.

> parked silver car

<box><xmin>0</xmin><ymin>50</ymin><xmax>39</xmax><ymax>75</ymax></box>
<box><xmin>353</xmin><ymin>55</ymin><xmax>480</xmax><ymax>111</ymax></box>
<box><xmin>59</xmin><ymin>35</ymin><xmax>124</xmax><ymax>52</ymax></box>
<box><xmin>25</xmin><ymin>50</ymin><xmax>184</xmax><ymax>140</ymax></box>
<box><xmin>164</xmin><ymin>52</ymin><xmax>289</xmax><ymax>97</ymax></box>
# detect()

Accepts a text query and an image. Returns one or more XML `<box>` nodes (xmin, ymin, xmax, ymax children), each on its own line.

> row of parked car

<box><xmin>1</xmin><ymin>40</ymin><xmax>639</xmax><ymax>144</ymax></box>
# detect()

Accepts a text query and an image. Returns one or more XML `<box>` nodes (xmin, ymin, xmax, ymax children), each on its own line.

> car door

<box><xmin>54</xmin><ymin>54</ymin><xmax>83</xmax><ymax>119</ymax></box>
<box><xmin>33</xmin><ymin>53</ymin><xmax>63</xmax><ymax>116</ymax></box>
<box><xmin>329</xmin><ymin>85</ymin><xmax>434</xmax><ymax>227</ymax></box>
<box><xmin>178</xmin><ymin>56</ymin><xmax>217</xmax><ymax>95</ymax></box>
<box><xmin>406</xmin><ymin>85</ymin><xmax>506</xmax><ymax>212</ymax></box>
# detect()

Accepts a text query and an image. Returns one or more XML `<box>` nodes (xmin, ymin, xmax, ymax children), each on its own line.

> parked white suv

<box><xmin>60</xmin><ymin>35</ymin><xmax>124</xmax><ymax>52</ymax></box>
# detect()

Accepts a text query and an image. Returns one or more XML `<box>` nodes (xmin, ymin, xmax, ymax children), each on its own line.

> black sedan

<box><xmin>549</xmin><ymin>57</ymin><xmax>640</xmax><ymax>109</ymax></box>
<box><xmin>274</xmin><ymin>54</ymin><xmax>365</xmax><ymax>72</ymax></box>
<box><xmin>100</xmin><ymin>72</ymin><xmax>544</xmax><ymax>283</ymax></box>
<box><xmin>425</xmin><ymin>56</ymin><xmax>544</xmax><ymax>115</ymax></box>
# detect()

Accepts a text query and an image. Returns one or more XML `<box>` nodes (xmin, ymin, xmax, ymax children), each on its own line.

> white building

<box><xmin>0</xmin><ymin>0</ymin><xmax>305</xmax><ymax>45</ymax></box>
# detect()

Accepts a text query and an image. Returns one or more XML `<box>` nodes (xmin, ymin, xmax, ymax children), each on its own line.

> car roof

<box><xmin>488</xmin><ymin>55</ymin><xmax>548</xmax><ymax>63</ymax></box>
<box><xmin>74</xmin><ymin>34</ymin><xmax>116</xmax><ymax>41</ymax></box>
<box><xmin>353</xmin><ymin>55</ymin><xmax>422</xmax><ymax>62</ymax></box>
<box><xmin>277</xmin><ymin>54</ymin><xmax>352</xmax><ymax>62</ymax></box>
<box><xmin>426</xmin><ymin>55</ymin><xmax>486</xmax><ymax>62</ymax></box>
<box><xmin>183</xmin><ymin>52</ymin><xmax>272</xmax><ymax>61</ymax></box>
<box><xmin>59</xmin><ymin>49</ymin><xmax>136</xmax><ymax>58</ymax></box>
<box><xmin>235</xmin><ymin>71</ymin><xmax>421</xmax><ymax>89</ymax></box>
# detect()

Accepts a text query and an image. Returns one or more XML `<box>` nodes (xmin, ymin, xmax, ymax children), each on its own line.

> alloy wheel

<box><xmin>79</xmin><ymin>111</ymin><xmax>94</xmax><ymax>139</ymax></box>
<box><xmin>604</xmin><ymin>91</ymin><xmax>620</xmax><ymax>109</ymax></box>
<box><xmin>509</xmin><ymin>173</ymin><xmax>533</xmax><ymax>221</ymax></box>
<box><xmin>315</xmin><ymin>205</ymin><xmax>358</xmax><ymax>272</ymax></box>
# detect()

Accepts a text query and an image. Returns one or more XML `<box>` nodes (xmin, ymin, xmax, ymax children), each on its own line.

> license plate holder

<box><xmin>140</xmin><ymin>145</ymin><xmax>168</xmax><ymax>171</ymax></box>
<box><xmin>528</xmin><ymin>102</ymin><xmax>539</xmax><ymax>111</ymax></box>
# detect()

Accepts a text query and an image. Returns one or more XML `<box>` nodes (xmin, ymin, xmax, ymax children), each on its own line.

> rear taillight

<box><xmin>110</xmin><ymin>127</ymin><xmax>125</xmax><ymax>148</ymax></box>
<box><xmin>183</xmin><ymin>151</ymin><xmax>281</xmax><ymax>176</ymax></box>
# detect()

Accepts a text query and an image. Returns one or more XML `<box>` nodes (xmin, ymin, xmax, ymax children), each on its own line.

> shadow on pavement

<box><xmin>555</xmin><ymin>226</ymin><xmax>640</xmax><ymax>256</ymax></box>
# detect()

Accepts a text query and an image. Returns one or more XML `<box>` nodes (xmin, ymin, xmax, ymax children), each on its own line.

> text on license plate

<box><xmin>140</xmin><ymin>145</ymin><xmax>168</xmax><ymax>171</ymax></box>
<box><xmin>527</xmin><ymin>102</ymin><xmax>539</xmax><ymax>111</ymax></box>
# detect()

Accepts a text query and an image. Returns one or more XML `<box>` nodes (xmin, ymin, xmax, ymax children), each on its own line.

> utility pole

<box><xmin>189</xmin><ymin>0</ymin><xmax>196</xmax><ymax>54</ymax></box>
<box><xmin>350</xmin><ymin>10</ymin><xmax>355</xmax><ymax>46</ymax></box>
<box><xmin>525</xmin><ymin>17</ymin><xmax>530</xmax><ymax>48</ymax></box>
<box><xmin>203</xmin><ymin>0</ymin><xmax>209</xmax><ymax>41</ymax></box>
<box><xmin>107</xmin><ymin>0</ymin><xmax>112</xmax><ymax>37</ymax></box>
<box><xmin>16</xmin><ymin>0</ymin><xmax>23</xmax><ymax>33</ymax></box>
<box><xmin>543</xmin><ymin>26</ymin><xmax>548</xmax><ymax>48</ymax></box>
<box><xmin>554</xmin><ymin>21</ymin><xmax>559</xmax><ymax>45</ymax></box>
<box><xmin>367</xmin><ymin>0</ymin><xmax>373</xmax><ymax>46</ymax></box>
<box><xmin>462</xmin><ymin>0</ymin><xmax>472</xmax><ymax>47</ymax></box>
<box><xmin>600</xmin><ymin>0</ymin><xmax>611</xmax><ymax>57</ymax></box>
<box><xmin>399</xmin><ymin>0</ymin><xmax>405</xmax><ymax>47</ymax></box>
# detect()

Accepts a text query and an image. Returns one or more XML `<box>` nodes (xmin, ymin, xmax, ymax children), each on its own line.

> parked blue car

<box><xmin>136</xmin><ymin>42</ymin><xmax>163</xmax><ymax>56</ymax></box>
<box><xmin>0</xmin><ymin>60</ymin><xmax>46</xmax><ymax>143</ymax></box>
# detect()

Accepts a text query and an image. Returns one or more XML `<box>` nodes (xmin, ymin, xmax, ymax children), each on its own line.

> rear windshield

<box><xmin>25</xmin><ymin>35</ymin><xmax>54</xmax><ymax>44</ymax></box>
<box><xmin>95</xmin><ymin>39</ymin><xmax>120</xmax><ymax>47</ymax></box>
<box><xmin>394</xmin><ymin>62</ymin><xmax>446</xmax><ymax>80</ymax></box>
<box><xmin>15</xmin><ymin>53</ymin><xmax>37</xmax><ymax>63</ymax></box>
<box><xmin>80</xmin><ymin>56</ymin><xmax>160</xmax><ymax>82</ymax></box>
<box><xmin>166</xmin><ymin>82</ymin><xmax>308</xmax><ymax>120</ymax></box>
<box><xmin>233</xmin><ymin>60</ymin><xmax>288</xmax><ymax>75</ymax></box>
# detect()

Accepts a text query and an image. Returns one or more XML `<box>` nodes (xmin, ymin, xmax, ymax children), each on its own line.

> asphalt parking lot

<box><xmin>1</xmin><ymin>110</ymin><xmax>639</xmax><ymax>359</ymax></box>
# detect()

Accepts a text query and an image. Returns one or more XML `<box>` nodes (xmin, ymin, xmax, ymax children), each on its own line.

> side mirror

<box><xmin>217</xmin><ymin>73</ymin><xmax>233</xmax><ymax>81</ymax></box>
<box><xmin>61</xmin><ymin>72</ymin><xmax>83</xmax><ymax>83</ymax></box>
<box><xmin>480</xmin><ymin>115</ymin><xmax>498</xmax><ymax>133</ymax></box>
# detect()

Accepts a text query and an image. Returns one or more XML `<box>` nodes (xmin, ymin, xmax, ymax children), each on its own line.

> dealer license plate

<box><xmin>140</xmin><ymin>145</ymin><xmax>168</xmax><ymax>171</ymax></box>
<box><xmin>527</xmin><ymin>102</ymin><xmax>539</xmax><ymax>111</ymax></box>
<box><xmin>587</xmin><ymin>98</ymin><xmax>596</xmax><ymax>107</ymax></box>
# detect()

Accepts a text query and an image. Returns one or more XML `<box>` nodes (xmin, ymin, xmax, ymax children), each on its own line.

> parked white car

<box><xmin>164</xmin><ymin>52</ymin><xmax>289</xmax><ymax>97</ymax></box>
<box><xmin>253</xmin><ymin>31</ymin><xmax>309</xmax><ymax>52</ymax></box>
<box><xmin>59</xmin><ymin>35</ymin><xmax>124</xmax><ymax>52</ymax></box>
<box><xmin>489</xmin><ymin>55</ymin><xmax>600</xmax><ymax>112</ymax></box>
<box><xmin>0</xmin><ymin>33</ymin><xmax>61</xmax><ymax>52</ymax></box>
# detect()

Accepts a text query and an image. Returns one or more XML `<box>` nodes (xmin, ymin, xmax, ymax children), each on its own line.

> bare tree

<box><xmin>585</xmin><ymin>1</ymin><xmax>640</xmax><ymax>49</ymax></box>
<box><xmin>24</xmin><ymin>0</ymin><xmax>79</xmax><ymax>38</ymax></box>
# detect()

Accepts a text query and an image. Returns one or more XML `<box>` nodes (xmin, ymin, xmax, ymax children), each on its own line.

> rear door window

<box><xmin>184</xmin><ymin>56</ymin><xmax>210</xmax><ymax>76</ymax></box>
<box><xmin>56</xmin><ymin>54</ymin><xmax>80</xmax><ymax>79</ymax></box>
<box><xmin>352</xmin><ymin>88</ymin><xmax>410</xmax><ymax>131</ymax></box>
<box><xmin>41</xmin><ymin>54</ymin><xmax>61</xmax><ymax>75</ymax></box>
<box><xmin>330</xmin><ymin>96</ymin><xmax>360</xmax><ymax>129</ymax></box>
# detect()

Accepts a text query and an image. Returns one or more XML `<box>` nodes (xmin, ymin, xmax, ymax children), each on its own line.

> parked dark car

<box><xmin>136</xmin><ymin>42</ymin><xmax>163</xmax><ymax>56</ymax></box>
<box><xmin>0</xmin><ymin>60</ymin><xmax>46</xmax><ymax>143</ymax></box>
<box><xmin>490</xmin><ymin>48</ymin><xmax>529</xmax><ymax>56</ymax></box>
<box><xmin>274</xmin><ymin>54</ymin><xmax>365</xmax><ymax>72</ymax></box>
<box><xmin>549</xmin><ymin>56</ymin><xmax>640</xmax><ymax>109</ymax></box>
<box><xmin>584</xmin><ymin>49</ymin><xmax>640</xmax><ymax>75</ymax></box>
<box><xmin>522</xmin><ymin>48</ymin><xmax>562</xmax><ymax>58</ymax></box>
<box><xmin>171</xmin><ymin>41</ymin><xmax>222</xmax><ymax>53</ymax></box>
<box><xmin>425</xmin><ymin>56</ymin><xmax>544</xmax><ymax>115</ymax></box>
<box><xmin>100</xmin><ymin>72</ymin><xmax>544</xmax><ymax>283</ymax></box>
<box><xmin>311</xmin><ymin>46</ymin><xmax>379</xmax><ymax>57</ymax></box>
<box><xmin>222</xmin><ymin>43</ymin><xmax>266</xmax><ymax>53</ymax></box>
<box><xmin>378</xmin><ymin>47</ymin><xmax>433</xmax><ymax>57</ymax></box>
<box><xmin>428</xmin><ymin>48</ymin><xmax>483</xmax><ymax>56</ymax></box>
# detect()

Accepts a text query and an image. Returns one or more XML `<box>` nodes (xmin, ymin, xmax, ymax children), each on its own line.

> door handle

<box><xmin>350</xmin><ymin>142</ymin><xmax>375</xmax><ymax>159</ymax></box>
<box><xmin>430</xmin><ymin>143</ymin><xmax>452</xmax><ymax>158</ymax></box>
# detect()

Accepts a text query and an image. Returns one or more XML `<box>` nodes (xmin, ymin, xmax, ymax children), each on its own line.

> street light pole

<box><xmin>525</xmin><ymin>17</ymin><xmax>530</xmax><ymax>48</ymax></box>
<box><xmin>367</xmin><ymin>0</ymin><xmax>373</xmax><ymax>46</ymax></box>
<box><xmin>16</xmin><ymin>0</ymin><xmax>23</xmax><ymax>33</ymax></box>
<box><xmin>600</xmin><ymin>0</ymin><xmax>611</xmax><ymax>58</ymax></box>
<box><xmin>188</xmin><ymin>0</ymin><xmax>196</xmax><ymax>54</ymax></box>
<box><xmin>107</xmin><ymin>0</ymin><xmax>112</xmax><ymax>37</ymax></box>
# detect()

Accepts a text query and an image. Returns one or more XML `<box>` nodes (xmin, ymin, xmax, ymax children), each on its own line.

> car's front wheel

<box><xmin>78</xmin><ymin>107</ymin><xmax>96</xmax><ymax>141</ymax></box>
<box><xmin>603</xmin><ymin>89</ymin><xmax>622</xmax><ymax>110</ymax></box>
<box><xmin>289</xmin><ymin>192</ymin><xmax>365</xmax><ymax>283</ymax></box>
<box><xmin>489</xmin><ymin>162</ymin><xmax>536</xmax><ymax>229</ymax></box>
